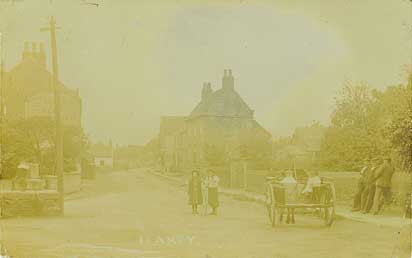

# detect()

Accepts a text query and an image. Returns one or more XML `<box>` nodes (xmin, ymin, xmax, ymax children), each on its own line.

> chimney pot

<box><xmin>24</xmin><ymin>41</ymin><xmax>29</xmax><ymax>51</ymax></box>
<box><xmin>39</xmin><ymin>42</ymin><xmax>45</xmax><ymax>53</ymax></box>
<box><xmin>32</xmin><ymin>42</ymin><xmax>37</xmax><ymax>52</ymax></box>
<box><xmin>22</xmin><ymin>41</ymin><xmax>30</xmax><ymax>60</ymax></box>
<box><xmin>222</xmin><ymin>69</ymin><xmax>234</xmax><ymax>91</ymax></box>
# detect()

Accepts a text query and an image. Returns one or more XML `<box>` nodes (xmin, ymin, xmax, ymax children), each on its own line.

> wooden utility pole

<box><xmin>0</xmin><ymin>32</ymin><xmax>3</xmax><ymax>179</ymax></box>
<box><xmin>41</xmin><ymin>16</ymin><xmax>64</xmax><ymax>214</ymax></box>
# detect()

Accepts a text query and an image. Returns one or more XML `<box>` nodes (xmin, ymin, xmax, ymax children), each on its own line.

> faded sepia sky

<box><xmin>0</xmin><ymin>0</ymin><xmax>410</xmax><ymax>145</ymax></box>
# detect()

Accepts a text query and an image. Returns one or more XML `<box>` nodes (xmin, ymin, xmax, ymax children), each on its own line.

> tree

<box><xmin>1</xmin><ymin>117</ymin><xmax>87</xmax><ymax>177</ymax></box>
<box><xmin>63</xmin><ymin>125</ymin><xmax>87</xmax><ymax>172</ymax></box>
<box><xmin>389</xmin><ymin>83</ymin><xmax>412</xmax><ymax>170</ymax></box>
<box><xmin>320</xmin><ymin>83</ymin><xmax>377</xmax><ymax>170</ymax></box>
<box><xmin>320</xmin><ymin>78</ymin><xmax>411</xmax><ymax>170</ymax></box>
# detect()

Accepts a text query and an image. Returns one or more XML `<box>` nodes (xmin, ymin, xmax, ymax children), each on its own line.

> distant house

<box><xmin>158</xmin><ymin>69</ymin><xmax>272</xmax><ymax>171</ymax></box>
<box><xmin>114</xmin><ymin>145</ymin><xmax>143</xmax><ymax>169</ymax></box>
<box><xmin>291</xmin><ymin>122</ymin><xmax>327</xmax><ymax>160</ymax></box>
<box><xmin>90</xmin><ymin>142</ymin><xmax>114</xmax><ymax>169</ymax></box>
<box><xmin>159</xmin><ymin>116</ymin><xmax>186</xmax><ymax>172</ymax></box>
<box><xmin>274</xmin><ymin>122</ymin><xmax>326</xmax><ymax>168</ymax></box>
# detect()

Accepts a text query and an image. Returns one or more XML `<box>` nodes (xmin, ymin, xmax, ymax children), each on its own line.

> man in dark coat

<box><xmin>352</xmin><ymin>158</ymin><xmax>370</xmax><ymax>212</ymax></box>
<box><xmin>188</xmin><ymin>170</ymin><xmax>203</xmax><ymax>214</ymax></box>
<box><xmin>372</xmin><ymin>157</ymin><xmax>395</xmax><ymax>215</ymax></box>
<box><xmin>361</xmin><ymin>157</ymin><xmax>381</xmax><ymax>213</ymax></box>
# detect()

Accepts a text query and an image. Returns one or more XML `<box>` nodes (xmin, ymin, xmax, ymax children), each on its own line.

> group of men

<box><xmin>352</xmin><ymin>157</ymin><xmax>395</xmax><ymax>215</ymax></box>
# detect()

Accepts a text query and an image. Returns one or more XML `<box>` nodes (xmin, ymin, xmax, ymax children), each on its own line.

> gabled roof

<box><xmin>190</xmin><ymin>88</ymin><xmax>254</xmax><ymax>119</ymax></box>
<box><xmin>251</xmin><ymin>120</ymin><xmax>272</xmax><ymax>139</ymax></box>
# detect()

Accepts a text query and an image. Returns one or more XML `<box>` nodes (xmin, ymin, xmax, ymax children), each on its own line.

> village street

<box><xmin>2</xmin><ymin>169</ymin><xmax>402</xmax><ymax>258</ymax></box>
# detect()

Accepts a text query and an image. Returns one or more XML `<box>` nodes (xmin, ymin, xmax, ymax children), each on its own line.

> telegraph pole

<box><xmin>0</xmin><ymin>32</ymin><xmax>5</xmax><ymax>181</ymax></box>
<box><xmin>0</xmin><ymin>33</ymin><xmax>3</xmax><ymax>179</ymax></box>
<box><xmin>41</xmin><ymin>16</ymin><xmax>64</xmax><ymax>215</ymax></box>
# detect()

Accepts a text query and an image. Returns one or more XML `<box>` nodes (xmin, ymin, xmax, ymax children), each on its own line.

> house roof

<box><xmin>114</xmin><ymin>145</ymin><xmax>143</xmax><ymax>159</ymax></box>
<box><xmin>190</xmin><ymin>88</ymin><xmax>254</xmax><ymax>119</ymax></box>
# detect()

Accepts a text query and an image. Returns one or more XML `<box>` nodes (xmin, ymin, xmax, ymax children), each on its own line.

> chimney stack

<box><xmin>22</xmin><ymin>41</ymin><xmax>30</xmax><ymax>60</ymax></box>
<box><xmin>201</xmin><ymin>82</ymin><xmax>213</xmax><ymax>101</ymax></box>
<box><xmin>38</xmin><ymin>42</ymin><xmax>46</xmax><ymax>67</ymax></box>
<box><xmin>222</xmin><ymin>69</ymin><xmax>234</xmax><ymax>91</ymax></box>
<box><xmin>31</xmin><ymin>42</ymin><xmax>37</xmax><ymax>53</ymax></box>
<box><xmin>22</xmin><ymin>41</ymin><xmax>46</xmax><ymax>67</ymax></box>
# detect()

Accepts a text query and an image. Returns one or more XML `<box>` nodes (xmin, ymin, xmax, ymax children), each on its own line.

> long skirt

<box><xmin>208</xmin><ymin>187</ymin><xmax>219</xmax><ymax>208</ymax></box>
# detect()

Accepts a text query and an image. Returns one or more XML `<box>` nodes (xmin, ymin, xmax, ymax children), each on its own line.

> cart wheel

<box><xmin>319</xmin><ymin>192</ymin><xmax>326</xmax><ymax>219</ymax></box>
<box><xmin>265</xmin><ymin>184</ymin><xmax>277</xmax><ymax>227</ymax></box>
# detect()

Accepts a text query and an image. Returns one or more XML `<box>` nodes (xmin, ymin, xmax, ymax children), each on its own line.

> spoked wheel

<box><xmin>265</xmin><ymin>184</ymin><xmax>278</xmax><ymax>227</ymax></box>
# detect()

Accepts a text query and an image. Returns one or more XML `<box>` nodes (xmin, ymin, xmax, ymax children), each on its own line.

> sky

<box><xmin>0</xmin><ymin>0</ymin><xmax>411</xmax><ymax>145</ymax></box>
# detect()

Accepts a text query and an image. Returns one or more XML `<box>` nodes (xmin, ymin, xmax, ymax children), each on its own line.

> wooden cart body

<box><xmin>265</xmin><ymin>177</ymin><xmax>336</xmax><ymax>227</ymax></box>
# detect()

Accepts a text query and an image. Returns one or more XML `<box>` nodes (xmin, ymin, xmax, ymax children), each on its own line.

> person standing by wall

<box><xmin>372</xmin><ymin>157</ymin><xmax>395</xmax><ymax>215</ymax></box>
<box><xmin>352</xmin><ymin>158</ymin><xmax>370</xmax><ymax>212</ymax></box>
<box><xmin>361</xmin><ymin>157</ymin><xmax>382</xmax><ymax>213</ymax></box>
<box><xmin>207</xmin><ymin>169</ymin><xmax>220</xmax><ymax>215</ymax></box>
<box><xmin>188</xmin><ymin>170</ymin><xmax>203</xmax><ymax>215</ymax></box>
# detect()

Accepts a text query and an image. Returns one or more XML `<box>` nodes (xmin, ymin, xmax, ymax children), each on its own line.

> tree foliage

<box><xmin>1</xmin><ymin>117</ymin><xmax>86</xmax><ymax>178</ymax></box>
<box><xmin>320</xmin><ymin>80</ymin><xmax>411</xmax><ymax>170</ymax></box>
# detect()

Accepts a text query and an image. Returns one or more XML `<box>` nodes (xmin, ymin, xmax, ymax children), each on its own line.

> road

<box><xmin>1</xmin><ymin>169</ymin><xmax>403</xmax><ymax>258</ymax></box>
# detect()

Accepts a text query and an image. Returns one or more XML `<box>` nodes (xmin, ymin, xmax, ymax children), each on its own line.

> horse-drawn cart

<box><xmin>265</xmin><ymin>175</ymin><xmax>336</xmax><ymax>227</ymax></box>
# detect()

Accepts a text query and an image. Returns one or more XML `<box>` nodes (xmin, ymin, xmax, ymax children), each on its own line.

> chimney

<box><xmin>31</xmin><ymin>42</ymin><xmax>37</xmax><ymax>53</ymax></box>
<box><xmin>222</xmin><ymin>69</ymin><xmax>234</xmax><ymax>91</ymax></box>
<box><xmin>22</xmin><ymin>41</ymin><xmax>30</xmax><ymax>60</ymax></box>
<box><xmin>201</xmin><ymin>82</ymin><xmax>213</xmax><ymax>101</ymax></box>
<box><xmin>38</xmin><ymin>42</ymin><xmax>46</xmax><ymax>67</ymax></box>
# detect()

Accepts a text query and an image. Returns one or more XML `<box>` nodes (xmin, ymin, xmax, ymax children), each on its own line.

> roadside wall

<box><xmin>64</xmin><ymin>172</ymin><xmax>82</xmax><ymax>194</ymax></box>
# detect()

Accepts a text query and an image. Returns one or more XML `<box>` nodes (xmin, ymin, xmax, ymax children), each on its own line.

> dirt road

<box><xmin>2</xmin><ymin>169</ymin><xmax>402</xmax><ymax>258</ymax></box>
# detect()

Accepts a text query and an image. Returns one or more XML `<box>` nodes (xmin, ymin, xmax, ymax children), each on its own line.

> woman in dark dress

<box><xmin>188</xmin><ymin>170</ymin><xmax>203</xmax><ymax>214</ymax></box>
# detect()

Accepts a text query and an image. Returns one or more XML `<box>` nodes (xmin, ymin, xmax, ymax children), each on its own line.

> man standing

<box><xmin>372</xmin><ymin>157</ymin><xmax>395</xmax><ymax>215</ymax></box>
<box><xmin>361</xmin><ymin>157</ymin><xmax>381</xmax><ymax>213</ymax></box>
<box><xmin>352</xmin><ymin>158</ymin><xmax>370</xmax><ymax>212</ymax></box>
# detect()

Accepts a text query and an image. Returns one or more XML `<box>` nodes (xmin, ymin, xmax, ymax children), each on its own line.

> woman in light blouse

<box><xmin>206</xmin><ymin>169</ymin><xmax>220</xmax><ymax>215</ymax></box>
